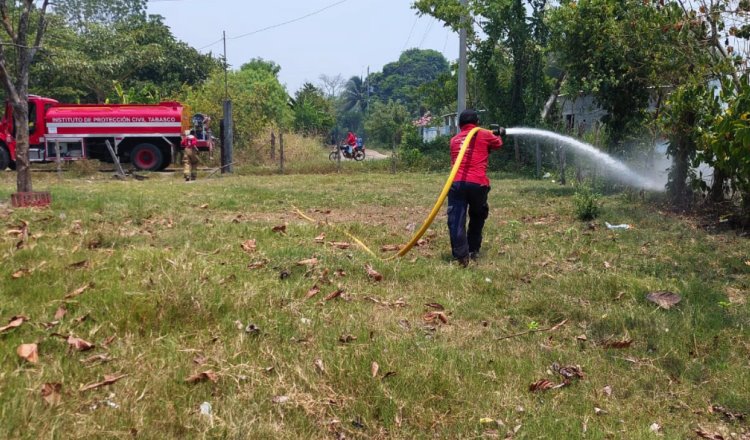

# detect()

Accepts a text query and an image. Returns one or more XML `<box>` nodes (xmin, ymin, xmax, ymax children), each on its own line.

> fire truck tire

<box><xmin>131</xmin><ymin>143</ymin><xmax>163</xmax><ymax>171</ymax></box>
<box><xmin>0</xmin><ymin>147</ymin><xmax>9</xmax><ymax>171</ymax></box>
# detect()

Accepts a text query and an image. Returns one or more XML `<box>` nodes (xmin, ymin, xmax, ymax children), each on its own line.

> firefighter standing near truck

<box><xmin>182</xmin><ymin>132</ymin><xmax>199</xmax><ymax>181</ymax></box>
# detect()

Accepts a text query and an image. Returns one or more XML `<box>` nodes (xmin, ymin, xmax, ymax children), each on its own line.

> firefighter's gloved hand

<box><xmin>493</xmin><ymin>126</ymin><xmax>506</xmax><ymax>137</ymax></box>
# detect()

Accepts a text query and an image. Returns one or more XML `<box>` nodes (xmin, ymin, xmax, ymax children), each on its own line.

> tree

<box><xmin>368</xmin><ymin>49</ymin><xmax>450</xmax><ymax>113</ymax></box>
<box><xmin>414</xmin><ymin>0</ymin><xmax>551</xmax><ymax>130</ymax></box>
<box><xmin>291</xmin><ymin>82</ymin><xmax>335</xmax><ymax>137</ymax></box>
<box><xmin>30</xmin><ymin>15</ymin><xmax>220</xmax><ymax>103</ymax></box>
<box><xmin>365</xmin><ymin>100</ymin><xmax>410</xmax><ymax>146</ymax></box>
<box><xmin>0</xmin><ymin>1</ymin><xmax>51</xmax><ymax>193</ymax></box>
<box><xmin>547</xmin><ymin>0</ymin><xmax>659</xmax><ymax>151</ymax></box>
<box><xmin>183</xmin><ymin>60</ymin><xmax>291</xmax><ymax>159</ymax></box>
<box><xmin>341</xmin><ymin>75</ymin><xmax>368</xmax><ymax>113</ymax></box>
<box><xmin>318</xmin><ymin>73</ymin><xmax>345</xmax><ymax>98</ymax></box>
<box><xmin>51</xmin><ymin>0</ymin><xmax>145</xmax><ymax>29</ymax></box>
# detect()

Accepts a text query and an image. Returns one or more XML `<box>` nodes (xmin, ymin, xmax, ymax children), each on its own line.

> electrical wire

<box><xmin>402</xmin><ymin>15</ymin><xmax>419</xmax><ymax>52</ymax></box>
<box><xmin>229</xmin><ymin>0</ymin><xmax>349</xmax><ymax>41</ymax></box>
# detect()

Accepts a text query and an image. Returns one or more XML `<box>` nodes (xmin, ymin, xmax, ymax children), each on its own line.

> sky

<box><xmin>146</xmin><ymin>0</ymin><xmax>460</xmax><ymax>95</ymax></box>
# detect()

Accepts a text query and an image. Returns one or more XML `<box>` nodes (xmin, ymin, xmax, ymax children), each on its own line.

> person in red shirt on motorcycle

<box><xmin>448</xmin><ymin>109</ymin><xmax>505</xmax><ymax>267</ymax></box>
<box><xmin>345</xmin><ymin>131</ymin><xmax>357</xmax><ymax>156</ymax></box>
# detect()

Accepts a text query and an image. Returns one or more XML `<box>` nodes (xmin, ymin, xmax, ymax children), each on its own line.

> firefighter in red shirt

<box><xmin>448</xmin><ymin>109</ymin><xmax>505</xmax><ymax>266</ymax></box>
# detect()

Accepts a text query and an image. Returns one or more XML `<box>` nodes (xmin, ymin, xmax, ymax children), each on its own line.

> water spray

<box><xmin>506</xmin><ymin>127</ymin><xmax>665</xmax><ymax>192</ymax></box>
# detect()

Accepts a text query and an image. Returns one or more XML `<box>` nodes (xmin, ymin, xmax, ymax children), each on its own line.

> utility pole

<box><xmin>221</xmin><ymin>30</ymin><xmax>233</xmax><ymax>174</ymax></box>
<box><xmin>457</xmin><ymin>0</ymin><xmax>468</xmax><ymax>126</ymax></box>
<box><xmin>223</xmin><ymin>31</ymin><xmax>228</xmax><ymax>98</ymax></box>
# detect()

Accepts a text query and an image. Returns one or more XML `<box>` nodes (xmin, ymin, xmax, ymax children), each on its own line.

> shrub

<box><xmin>573</xmin><ymin>184</ymin><xmax>601</xmax><ymax>220</ymax></box>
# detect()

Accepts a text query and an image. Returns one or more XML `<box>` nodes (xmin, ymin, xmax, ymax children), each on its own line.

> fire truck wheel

<box><xmin>0</xmin><ymin>147</ymin><xmax>9</xmax><ymax>171</ymax></box>
<box><xmin>131</xmin><ymin>143</ymin><xmax>163</xmax><ymax>171</ymax></box>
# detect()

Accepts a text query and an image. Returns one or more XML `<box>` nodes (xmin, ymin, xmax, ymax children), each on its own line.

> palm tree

<box><xmin>341</xmin><ymin>76</ymin><xmax>368</xmax><ymax>113</ymax></box>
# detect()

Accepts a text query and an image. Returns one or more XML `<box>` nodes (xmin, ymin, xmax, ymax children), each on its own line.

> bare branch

<box><xmin>0</xmin><ymin>1</ymin><xmax>16</xmax><ymax>42</ymax></box>
<box><xmin>30</xmin><ymin>0</ymin><xmax>50</xmax><ymax>61</ymax></box>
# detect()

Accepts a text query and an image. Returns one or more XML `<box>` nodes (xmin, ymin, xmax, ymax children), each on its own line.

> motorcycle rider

<box><xmin>345</xmin><ymin>131</ymin><xmax>357</xmax><ymax>156</ymax></box>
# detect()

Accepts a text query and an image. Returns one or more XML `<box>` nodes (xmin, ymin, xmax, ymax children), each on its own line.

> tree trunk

<box><xmin>270</xmin><ymin>130</ymin><xmax>276</xmax><ymax>160</ymax></box>
<box><xmin>709</xmin><ymin>167</ymin><xmax>726</xmax><ymax>204</ymax></box>
<box><xmin>13</xmin><ymin>100</ymin><xmax>32</xmax><ymax>193</ymax></box>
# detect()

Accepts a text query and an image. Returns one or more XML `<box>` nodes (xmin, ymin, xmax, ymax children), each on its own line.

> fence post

<box><xmin>279</xmin><ymin>130</ymin><xmax>285</xmax><ymax>174</ymax></box>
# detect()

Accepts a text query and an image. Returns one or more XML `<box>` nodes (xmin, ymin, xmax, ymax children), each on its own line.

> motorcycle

<box><xmin>329</xmin><ymin>144</ymin><xmax>366</xmax><ymax>161</ymax></box>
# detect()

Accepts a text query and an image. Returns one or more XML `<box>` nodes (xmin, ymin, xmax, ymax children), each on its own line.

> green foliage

<box><xmin>52</xmin><ymin>0</ymin><xmax>146</xmax><ymax>29</ymax></box>
<box><xmin>573</xmin><ymin>184</ymin><xmax>602</xmax><ymax>220</ymax></box>
<box><xmin>30</xmin><ymin>15</ymin><xmax>220</xmax><ymax>103</ymax></box>
<box><xmin>699</xmin><ymin>75</ymin><xmax>750</xmax><ymax>211</ymax></box>
<box><xmin>368</xmin><ymin>49</ymin><xmax>450</xmax><ymax>114</ymax></box>
<box><xmin>182</xmin><ymin>61</ymin><xmax>291</xmax><ymax>154</ymax></box>
<box><xmin>548</xmin><ymin>0</ymin><xmax>658</xmax><ymax>150</ymax></box>
<box><xmin>291</xmin><ymin>83</ymin><xmax>335</xmax><ymax>137</ymax></box>
<box><xmin>660</xmin><ymin>82</ymin><xmax>717</xmax><ymax>205</ymax></box>
<box><xmin>364</xmin><ymin>100</ymin><xmax>410</xmax><ymax>146</ymax></box>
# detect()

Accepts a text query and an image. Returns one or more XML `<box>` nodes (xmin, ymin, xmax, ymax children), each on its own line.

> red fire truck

<box><xmin>0</xmin><ymin>95</ymin><xmax>203</xmax><ymax>171</ymax></box>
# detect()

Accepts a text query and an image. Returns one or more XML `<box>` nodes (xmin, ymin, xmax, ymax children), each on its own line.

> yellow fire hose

<box><xmin>295</xmin><ymin>126</ymin><xmax>484</xmax><ymax>260</ymax></box>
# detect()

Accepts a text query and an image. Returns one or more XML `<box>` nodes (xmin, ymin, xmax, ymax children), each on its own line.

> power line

<box><xmin>418</xmin><ymin>18</ymin><xmax>435</xmax><ymax>48</ymax></box>
<box><xmin>402</xmin><ymin>15</ymin><xmax>419</xmax><ymax>52</ymax></box>
<box><xmin>198</xmin><ymin>37</ymin><xmax>224</xmax><ymax>51</ymax></box>
<box><xmin>229</xmin><ymin>0</ymin><xmax>349</xmax><ymax>41</ymax></box>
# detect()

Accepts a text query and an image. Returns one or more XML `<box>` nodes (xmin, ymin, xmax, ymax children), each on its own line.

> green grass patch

<box><xmin>0</xmin><ymin>169</ymin><xmax>748</xmax><ymax>439</ymax></box>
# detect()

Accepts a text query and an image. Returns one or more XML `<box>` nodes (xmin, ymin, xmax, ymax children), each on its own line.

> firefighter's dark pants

<box><xmin>447</xmin><ymin>182</ymin><xmax>490</xmax><ymax>260</ymax></box>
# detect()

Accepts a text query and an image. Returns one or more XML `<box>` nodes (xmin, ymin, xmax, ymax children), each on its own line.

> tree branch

<box><xmin>0</xmin><ymin>1</ymin><xmax>16</xmax><ymax>42</ymax></box>
<box><xmin>31</xmin><ymin>0</ymin><xmax>50</xmax><ymax>61</ymax></box>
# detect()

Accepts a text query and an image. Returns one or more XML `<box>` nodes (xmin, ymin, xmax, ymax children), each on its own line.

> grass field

<box><xmin>0</xmin><ymin>166</ymin><xmax>748</xmax><ymax>439</ymax></box>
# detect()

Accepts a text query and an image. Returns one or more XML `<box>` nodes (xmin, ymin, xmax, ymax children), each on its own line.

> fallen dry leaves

<box><xmin>695</xmin><ymin>428</ymin><xmax>725</xmax><ymax>440</ymax></box>
<box><xmin>371</xmin><ymin>362</ymin><xmax>379</xmax><ymax>378</ymax></box>
<box><xmin>240</xmin><ymin>239</ymin><xmax>257</xmax><ymax>253</ymax></box>
<box><xmin>64</xmin><ymin>283</ymin><xmax>93</xmax><ymax>299</ymax></box>
<box><xmin>314</xmin><ymin>233</ymin><xmax>326</xmax><ymax>243</ymax></box>
<box><xmin>339</xmin><ymin>334</ymin><xmax>356</xmax><ymax>343</ymax></box>
<box><xmin>425</xmin><ymin>302</ymin><xmax>445</xmax><ymax>311</ymax></box>
<box><xmin>69</xmin><ymin>260</ymin><xmax>90</xmax><ymax>269</ymax></box>
<box><xmin>11</xmin><ymin>268</ymin><xmax>30</xmax><ymax>279</ymax></box>
<box><xmin>248</xmin><ymin>260</ymin><xmax>268</xmax><ymax>270</ymax></box>
<box><xmin>185</xmin><ymin>370</ymin><xmax>218</xmax><ymax>384</ymax></box>
<box><xmin>80</xmin><ymin>373</ymin><xmax>127</xmax><ymax>392</ymax></box>
<box><xmin>528</xmin><ymin>379</ymin><xmax>555</xmax><ymax>392</ymax></box>
<box><xmin>329</xmin><ymin>242</ymin><xmax>351</xmax><ymax>249</ymax></box>
<box><xmin>272</xmin><ymin>225</ymin><xmax>287</xmax><ymax>234</ymax></box>
<box><xmin>646</xmin><ymin>291</ymin><xmax>682</xmax><ymax>309</ymax></box>
<box><xmin>305</xmin><ymin>285</ymin><xmax>321</xmax><ymax>299</ymax></box>
<box><xmin>67</xmin><ymin>335</ymin><xmax>95</xmax><ymax>352</ymax></box>
<box><xmin>296</xmin><ymin>257</ymin><xmax>319</xmax><ymax>267</ymax></box>
<box><xmin>423</xmin><ymin>311</ymin><xmax>449</xmax><ymax>324</ymax></box>
<box><xmin>314</xmin><ymin>358</ymin><xmax>326</xmax><ymax>374</ymax></box>
<box><xmin>17</xmin><ymin>343</ymin><xmax>39</xmax><ymax>363</ymax></box>
<box><xmin>41</xmin><ymin>383</ymin><xmax>62</xmax><ymax>406</ymax></box>
<box><xmin>325</xmin><ymin>289</ymin><xmax>344</xmax><ymax>301</ymax></box>
<box><xmin>365</xmin><ymin>264</ymin><xmax>383</xmax><ymax>282</ymax></box>
<box><xmin>600</xmin><ymin>338</ymin><xmax>633</xmax><ymax>349</ymax></box>
<box><xmin>54</xmin><ymin>306</ymin><xmax>67</xmax><ymax>320</ymax></box>
<box><xmin>0</xmin><ymin>315</ymin><xmax>28</xmax><ymax>333</ymax></box>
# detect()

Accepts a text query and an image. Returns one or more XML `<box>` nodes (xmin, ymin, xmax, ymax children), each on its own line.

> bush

<box><xmin>573</xmin><ymin>185</ymin><xmax>601</xmax><ymax>220</ymax></box>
